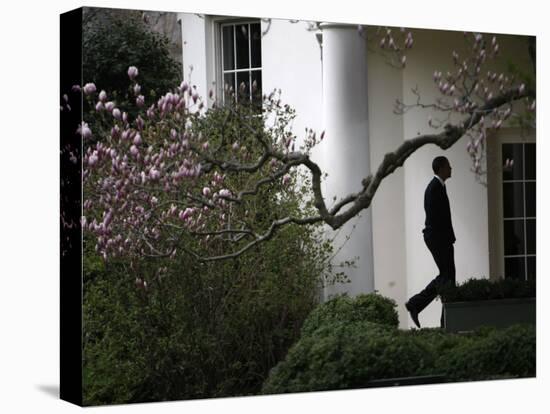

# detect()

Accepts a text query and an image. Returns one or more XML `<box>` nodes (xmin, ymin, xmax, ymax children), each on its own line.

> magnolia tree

<box><xmin>64</xmin><ymin>29</ymin><xmax>535</xmax><ymax>264</ymax></box>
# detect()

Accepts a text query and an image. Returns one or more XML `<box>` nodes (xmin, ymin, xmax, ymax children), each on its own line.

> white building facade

<box><xmin>177</xmin><ymin>13</ymin><xmax>536</xmax><ymax>328</ymax></box>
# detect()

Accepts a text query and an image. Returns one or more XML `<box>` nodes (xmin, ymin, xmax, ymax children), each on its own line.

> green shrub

<box><xmin>439</xmin><ymin>324</ymin><xmax>536</xmax><ymax>381</ymax></box>
<box><xmin>263</xmin><ymin>322</ymin><xmax>536</xmax><ymax>395</ymax></box>
<box><xmin>301</xmin><ymin>293</ymin><xmax>399</xmax><ymax>336</ymax></box>
<box><xmin>440</xmin><ymin>277</ymin><xmax>536</xmax><ymax>303</ymax></box>
<box><xmin>403</xmin><ymin>328</ymin><xmax>469</xmax><ymax>358</ymax></box>
<box><xmin>81</xmin><ymin>8</ymin><xmax>182</xmax><ymax>138</ymax></box>
<box><xmin>402</xmin><ymin>325</ymin><xmax>535</xmax><ymax>381</ymax></box>
<box><xmin>83</xmin><ymin>9</ymin><xmax>181</xmax><ymax>108</ymax></box>
<box><xmin>83</xmin><ymin>217</ymin><xmax>332</xmax><ymax>404</ymax></box>
<box><xmin>262</xmin><ymin>321</ymin><xmax>434</xmax><ymax>394</ymax></box>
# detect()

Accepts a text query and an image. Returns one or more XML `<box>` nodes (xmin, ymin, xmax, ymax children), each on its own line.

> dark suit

<box><xmin>408</xmin><ymin>177</ymin><xmax>456</xmax><ymax>325</ymax></box>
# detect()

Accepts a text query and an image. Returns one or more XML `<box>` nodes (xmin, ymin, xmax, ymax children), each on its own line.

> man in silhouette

<box><xmin>406</xmin><ymin>156</ymin><xmax>456</xmax><ymax>328</ymax></box>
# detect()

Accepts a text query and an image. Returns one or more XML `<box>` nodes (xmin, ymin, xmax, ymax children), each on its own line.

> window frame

<box><xmin>487</xmin><ymin>128</ymin><xmax>536</xmax><ymax>281</ymax></box>
<box><xmin>213</xmin><ymin>18</ymin><xmax>263</xmax><ymax>105</ymax></box>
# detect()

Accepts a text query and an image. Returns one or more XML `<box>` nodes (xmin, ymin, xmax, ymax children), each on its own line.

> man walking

<box><xmin>406</xmin><ymin>156</ymin><xmax>456</xmax><ymax>328</ymax></box>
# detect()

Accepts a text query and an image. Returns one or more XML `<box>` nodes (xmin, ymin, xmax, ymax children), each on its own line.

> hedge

<box><xmin>301</xmin><ymin>293</ymin><xmax>399</xmax><ymax>336</ymax></box>
<box><xmin>262</xmin><ymin>321</ymin><xmax>434</xmax><ymax>393</ymax></box>
<box><xmin>262</xmin><ymin>291</ymin><xmax>535</xmax><ymax>394</ymax></box>
<box><xmin>440</xmin><ymin>277</ymin><xmax>536</xmax><ymax>303</ymax></box>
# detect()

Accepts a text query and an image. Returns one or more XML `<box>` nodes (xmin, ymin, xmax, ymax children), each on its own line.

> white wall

<box><xmin>261</xmin><ymin>19</ymin><xmax>323</xmax><ymax>144</ymax></box>
<box><xmin>366</xmin><ymin>50</ymin><xmax>408</xmax><ymax>327</ymax></box>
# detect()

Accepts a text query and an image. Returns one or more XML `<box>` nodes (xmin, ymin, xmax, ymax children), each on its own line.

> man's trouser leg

<box><xmin>408</xmin><ymin>239</ymin><xmax>455</xmax><ymax>319</ymax></box>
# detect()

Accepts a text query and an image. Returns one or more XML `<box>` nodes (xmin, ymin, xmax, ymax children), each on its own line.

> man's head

<box><xmin>432</xmin><ymin>156</ymin><xmax>452</xmax><ymax>181</ymax></box>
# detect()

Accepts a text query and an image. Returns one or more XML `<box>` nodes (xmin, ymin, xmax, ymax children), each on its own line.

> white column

<box><xmin>319</xmin><ymin>23</ymin><xmax>374</xmax><ymax>299</ymax></box>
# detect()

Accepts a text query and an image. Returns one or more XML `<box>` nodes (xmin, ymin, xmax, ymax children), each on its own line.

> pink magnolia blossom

<box><xmin>105</xmin><ymin>101</ymin><xmax>115</xmax><ymax>112</ymax></box>
<box><xmin>146</xmin><ymin>105</ymin><xmax>155</xmax><ymax>119</ymax></box>
<box><xmin>121</xmin><ymin>130</ymin><xmax>130</xmax><ymax>141</ymax></box>
<box><xmin>133</xmin><ymin>84</ymin><xmax>141</xmax><ymax>95</ymax></box>
<box><xmin>219</xmin><ymin>189</ymin><xmax>231</xmax><ymax>198</ymax></box>
<box><xmin>135</xmin><ymin>116</ymin><xmax>144</xmax><ymax>131</ymax></box>
<box><xmin>149</xmin><ymin>168</ymin><xmax>160</xmax><ymax>180</ymax></box>
<box><xmin>83</xmin><ymin>83</ymin><xmax>96</xmax><ymax>95</ymax></box>
<box><xmin>202</xmin><ymin>187</ymin><xmax>211</xmax><ymax>197</ymax></box>
<box><xmin>112</xmin><ymin>108</ymin><xmax>122</xmax><ymax>120</ymax></box>
<box><xmin>127</xmin><ymin>66</ymin><xmax>139</xmax><ymax>80</ymax></box>
<box><xmin>179</xmin><ymin>207</ymin><xmax>195</xmax><ymax>221</ymax></box>
<box><xmin>136</xmin><ymin>95</ymin><xmax>145</xmax><ymax>107</ymax></box>
<box><xmin>77</xmin><ymin>122</ymin><xmax>92</xmax><ymax>139</ymax></box>
<box><xmin>88</xmin><ymin>152</ymin><xmax>99</xmax><ymax>166</ymax></box>
<box><xmin>98</xmin><ymin>90</ymin><xmax>107</xmax><ymax>102</ymax></box>
<box><xmin>95</xmin><ymin>101</ymin><xmax>104</xmax><ymax>112</ymax></box>
<box><xmin>135</xmin><ymin>277</ymin><xmax>147</xmax><ymax>290</ymax></box>
<box><xmin>103</xmin><ymin>210</ymin><xmax>113</xmax><ymax>227</ymax></box>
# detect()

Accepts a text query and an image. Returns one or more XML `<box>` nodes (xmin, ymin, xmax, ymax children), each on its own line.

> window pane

<box><xmin>526</xmin><ymin>219</ymin><xmax>536</xmax><ymax>255</ymax></box>
<box><xmin>505</xmin><ymin>257</ymin><xmax>525</xmax><ymax>280</ymax></box>
<box><xmin>504</xmin><ymin>219</ymin><xmax>525</xmax><ymax>255</ymax></box>
<box><xmin>251</xmin><ymin>70</ymin><xmax>262</xmax><ymax>105</ymax></box>
<box><xmin>251</xmin><ymin>23</ymin><xmax>262</xmax><ymax>68</ymax></box>
<box><xmin>224</xmin><ymin>73</ymin><xmax>235</xmax><ymax>101</ymax></box>
<box><xmin>526</xmin><ymin>182</ymin><xmax>536</xmax><ymax>217</ymax></box>
<box><xmin>222</xmin><ymin>25</ymin><xmax>235</xmax><ymax>71</ymax></box>
<box><xmin>527</xmin><ymin>256</ymin><xmax>536</xmax><ymax>281</ymax></box>
<box><xmin>503</xmin><ymin>183</ymin><xmax>524</xmax><ymax>218</ymax></box>
<box><xmin>236</xmin><ymin>24</ymin><xmax>250</xmax><ymax>69</ymax></box>
<box><xmin>236</xmin><ymin>71</ymin><xmax>250</xmax><ymax>101</ymax></box>
<box><xmin>525</xmin><ymin>143</ymin><xmax>536</xmax><ymax>180</ymax></box>
<box><xmin>502</xmin><ymin>144</ymin><xmax>523</xmax><ymax>181</ymax></box>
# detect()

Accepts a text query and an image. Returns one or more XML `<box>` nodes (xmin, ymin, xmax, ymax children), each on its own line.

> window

<box><xmin>487</xmin><ymin>129</ymin><xmax>536</xmax><ymax>282</ymax></box>
<box><xmin>219</xmin><ymin>21</ymin><xmax>262</xmax><ymax>105</ymax></box>
<box><xmin>501</xmin><ymin>143</ymin><xmax>536</xmax><ymax>280</ymax></box>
